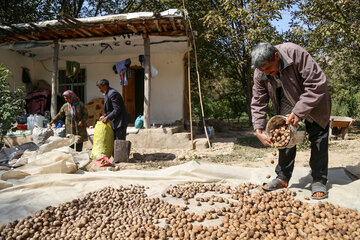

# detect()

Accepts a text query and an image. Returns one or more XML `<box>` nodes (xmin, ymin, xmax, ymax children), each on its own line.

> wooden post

<box><xmin>187</xmin><ymin>50</ymin><xmax>194</xmax><ymax>149</ymax></box>
<box><xmin>51</xmin><ymin>40</ymin><xmax>59</xmax><ymax>119</ymax></box>
<box><xmin>143</xmin><ymin>34</ymin><xmax>151</xmax><ymax>128</ymax></box>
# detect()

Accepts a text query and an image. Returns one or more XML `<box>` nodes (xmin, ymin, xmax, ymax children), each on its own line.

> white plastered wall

<box><xmin>1</xmin><ymin>49</ymin><xmax>185</xmax><ymax>125</ymax></box>
<box><xmin>0</xmin><ymin>49</ymin><xmax>34</xmax><ymax>91</ymax></box>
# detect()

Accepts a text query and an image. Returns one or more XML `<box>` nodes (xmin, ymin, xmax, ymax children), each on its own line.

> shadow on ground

<box><xmin>129</xmin><ymin>152</ymin><xmax>176</xmax><ymax>163</ymax></box>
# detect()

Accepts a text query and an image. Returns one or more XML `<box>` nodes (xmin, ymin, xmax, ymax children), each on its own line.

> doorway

<box><xmin>122</xmin><ymin>67</ymin><xmax>144</xmax><ymax>123</ymax></box>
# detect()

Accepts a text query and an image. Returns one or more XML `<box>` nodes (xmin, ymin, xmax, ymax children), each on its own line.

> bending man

<box><xmin>96</xmin><ymin>79</ymin><xmax>129</xmax><ymax>140</ymax></box>
<box><xmin>251</xmin><ymin>42</ymin><xmax>331</xmax><ymax>200</ymax></box>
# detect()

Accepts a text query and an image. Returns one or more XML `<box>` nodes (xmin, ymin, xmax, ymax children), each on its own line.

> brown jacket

<box><xmin>251</xmin><ymin>42</ymin><xmax>331</xmax><ymax>130</ymax></box>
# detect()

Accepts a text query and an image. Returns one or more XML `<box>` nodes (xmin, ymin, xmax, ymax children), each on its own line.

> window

<box><xmin>58</xmin><ymin>69</ymin><xmax>86</xmax><ymax>103</ymax></box>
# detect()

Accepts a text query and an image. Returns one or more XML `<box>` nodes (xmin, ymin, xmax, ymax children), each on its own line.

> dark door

<box><xmin>122</xmin><ymin>67</ymin><xmax>144</xmax><ymax>123</ymax></box>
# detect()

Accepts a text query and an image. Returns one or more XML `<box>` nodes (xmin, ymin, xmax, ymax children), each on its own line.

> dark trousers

<box><xmin>70</xmin><ymin>142</ymin><xmax>83</xmax><ymax>152</ymax></box>
<box><xmin>276</xmin><ymin>120</ymin><xmax>329</xmax><ymax>185</ymax></box>
<box><xmin>114</xmin><ymin>125</ymin><xmax>127</xmax><ymax>140</ymax></box>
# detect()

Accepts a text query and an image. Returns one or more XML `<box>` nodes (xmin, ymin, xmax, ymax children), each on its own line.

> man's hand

<box><xmin>100</xmin><ymin>116</ymin><xmax>108</xmax><ymax>123</ymax></box>
<box><xmin>78</xmin><ymin>121</ymin><xmax>84</xmax><ymax>127</ymax></box>
<box><xmin>255</xmin><ymin>129</ymin><xmax>272</xmax><ymax>147</ymax></box>
<box><xmin>286</xmin><ymin>112</ymin><xmax>301</xmax><ymax>127</ymax></box>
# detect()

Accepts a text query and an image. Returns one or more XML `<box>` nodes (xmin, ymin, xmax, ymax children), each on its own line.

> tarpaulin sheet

<box><xmin>0</xmin><ymin>161</ymin><xmax>359</xmax><ymax>225</ymax></box>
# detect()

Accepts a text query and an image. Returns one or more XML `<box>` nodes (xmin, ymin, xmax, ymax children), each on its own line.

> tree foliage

<box><xmin>192</xmin><ymin>0</ymin><xmax>292</xmax><ymax>123</ymax></box>
<box><xmin>0</xmin><ymin>66</ymin><xmax>26</xmax><ymax>138</ymax></box>
<box><xmin>291</xmin><ymin>0</ymin><xmax>360</xmax><ymax>118</ymax></box>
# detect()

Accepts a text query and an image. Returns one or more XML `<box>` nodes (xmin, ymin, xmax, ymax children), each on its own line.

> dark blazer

<box><xmin>104</xmin><ymin>87</ymin><xmax>129</xmax><ymax>130</ymax></box>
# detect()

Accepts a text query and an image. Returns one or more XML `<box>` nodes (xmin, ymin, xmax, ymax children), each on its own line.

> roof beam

<box><xmin>169</xmin><ymin>17</ymin><xmax>177</xmax><ymax>31</ymax></box>
<box><xmin>127</xmin><ymin>24</ymin><xmax>138</xmax><ymax>33</ymax></box>
<box><xmin>177</xmin><ymin>19</ymin><xmax>185</xmax><ymax>30</ymax></box>
<box><xmin>2</xmin><ymin>23</ymin><xmax>39</xmax><ymax>41</ymax></box>
<box><xmin>90</xmin><ymin>27</ymin><xmax>104</xmax><ymax>36</ymax></box>
<box><xmin>139</xmin><ymin>24</ymin><xmax>147</xmax><ymax>33</ymax></box>
<box><xmin>143</xmin><ymin>22</ymin><xmax>151</xmax><ymax>33</ymax></box>
<box><xmin>153</xmin><ymin>20</ymin><xmax>162</xmax><ymax>32</ymax></box>
<box><xmin>58</xmin><ymin>19</ymin><xmax>87</xmax><ymax>37</ymax></box>
<box><xmin>100</xmin><ymin>24</ymin><xmax>114</xmax><ymax>35</ymax></box>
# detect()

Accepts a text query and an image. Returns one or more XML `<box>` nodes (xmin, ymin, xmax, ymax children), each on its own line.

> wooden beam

<box><xmin>3</xmin><ymin>23</ymin><xmax>39</xmax><ymax>41</ymax></box>
<box><xmin>15</xmin><ymin>34</ymin><xmax>30</xmax><ymax>41</ymax></box>
<box><xmin>153</xmin><ymin>20</ymin><xmax>162</xmax><ymax>32</ymax></box>
<box><xmin>161</xmin><ymin>24</ymin><xmax>168</xmax><ymax>32</ymax></box>
<box><xmin>58</xmin><ymin>19</ymin><xmax>86</xmax><ymax>37</ymax></box>
<box><xmin>187</xmin><ymin>49</ymin><xmax>194</xmax><ymax>149</ymax></box>
<box><xmin>143</xmin><ymin>34</ymin><xmax>151</xmax><ymax>129</ymax></box>
<box><xmin>100</xmin><ymin>24</ymin><xmax>114</xmax><ymax>35</ymax></box>
<box><xmin>90</xmin><ymin>27</ymin><xmax>104</xmax><ymax>36</ymax></box>
<box><xmin>45</xmin><ymin>25</ymin><xmax>62</xmax><ymax>38</ymax></box>
<box><xmin>177</xmin><ymin>19</ymin><xmax>185</xmax><ymax>30</ymax></box>
<box><xmin>143</xmin><ymin>22</ymin><xmax>151</xmax><ymax>33</ymax></box>
<box><xmin>51</xmin><ymin>40</ymin><xmax>59</xmax><ymax>119</ymax></box>
<box><xmin>6</xmin><ymin>36</ymin><xmax>22</xmax><ymax>42</ymax></box>
<box><xmin>170</xmin><ymin>17</ymin><xmax>177</xmax><ymax>31</ymax></box>
<box><xmin>127</xmin><ymin>24</ymin><xmax>138</xmax><ymax>33</ymax></box>
<box><xmin>139</xmin><ymin>24</ymin><xmax>147</xmax><ymax>33</ymax></box>
<box><xmin>147</xmin><ymin>30</ymin><xmax>185</xmax><ymax>37</ymax></box>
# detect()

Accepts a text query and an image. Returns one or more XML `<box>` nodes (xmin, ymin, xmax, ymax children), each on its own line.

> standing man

<box><xmin>251</xmin><ymin>42</ymin><xmax>331</xmax><ymax>200</ymax></box>
<box><xmin>96</xmin><ymin>79</ymin><xmax>129</xmax><ymax>140</ymax></box>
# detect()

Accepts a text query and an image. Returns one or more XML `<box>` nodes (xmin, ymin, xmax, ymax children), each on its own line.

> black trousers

<box><xmin>114</xmin><ymin>125</ymin><xmax>127</xmax><ymax>140</ymax></box>
<box><xmin>275</xmin><ymin>120</ymin><xmax>329</xmax><ymax>185</ymax></box>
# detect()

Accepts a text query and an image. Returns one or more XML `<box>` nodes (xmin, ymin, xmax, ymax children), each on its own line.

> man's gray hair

<box><xmin>251</xmin><ymin>42</ymin><xmax>277</xmax><ymax>69</ymax></box>
<box><xmin>96</xmin><ymin>78</ymin><xmax>109</xmax><ymax>86</ymax></box>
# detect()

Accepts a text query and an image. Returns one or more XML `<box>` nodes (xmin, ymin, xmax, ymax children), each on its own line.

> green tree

<box><xmin>198</xmin><ymin>0</ymin><xmax>292</xmax><ymax>124</ymax></box>
<box><xmin>291</xmin><ymin>0</ymin><xmax>360</xmax><ymax>118</ymax></box>
<box><xmin>0</xmin><ymin>66</ymin><xmax>26</xmax><ymax>139</ymax></box>
<box><xmin>0</xmin><ymin>0</ymin><xmax>44</xmax><ymax>24</ymax></box>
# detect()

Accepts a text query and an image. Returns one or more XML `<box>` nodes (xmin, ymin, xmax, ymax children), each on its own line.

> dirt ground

<box><xmin>114</xmin><ymin>121</ymin><xmax>360</xmax><ymax>180</ymax></box>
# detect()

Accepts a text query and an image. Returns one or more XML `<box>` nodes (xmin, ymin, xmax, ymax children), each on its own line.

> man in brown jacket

<box><xmin>251</xmin><ymin>42</ymin><xmax>331</xmax><ymax>200</ymax></box>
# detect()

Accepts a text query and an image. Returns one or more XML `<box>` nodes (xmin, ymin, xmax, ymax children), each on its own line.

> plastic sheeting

<box><xmin>0</xmin><ymin>161</ymin><xmax>359</xmax><ymax>225</ymax></box>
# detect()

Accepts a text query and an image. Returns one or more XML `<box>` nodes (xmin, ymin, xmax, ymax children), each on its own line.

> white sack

<box><xmin>0</xmin><ymin>161</ymin><xmax>359</xmax><ymax>225</ymax></box>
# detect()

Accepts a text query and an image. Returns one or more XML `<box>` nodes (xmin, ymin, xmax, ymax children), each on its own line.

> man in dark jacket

<box><xmin>97</xmin><ymin>79</ymin><xmax>129</xmax><ymax>140</ymax></box>
<box><xmin>251</xmin><ymin>42</ymin><xmax>331</xmax><ymax>200</ymax></box>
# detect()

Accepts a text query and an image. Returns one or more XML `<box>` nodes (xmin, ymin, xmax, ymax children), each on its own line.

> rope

<box><xmin>182</xmin><ymin>0</ymin><xmax>212</xmax><ymax>148</ymax></box>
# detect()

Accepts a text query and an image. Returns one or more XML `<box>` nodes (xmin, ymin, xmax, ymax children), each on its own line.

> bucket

<box><xmin>265</xmin><ymin>115</ymin><xmax>306</xmax><ymax>149</ymax></box>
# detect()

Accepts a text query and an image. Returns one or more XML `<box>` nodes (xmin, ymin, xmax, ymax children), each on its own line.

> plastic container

<box><xmin>265</xmin><ymin>115</ymin><xmax>306</xmax><ymax>149</ymax></box>
<box><xmin>27</xmin><ymin>114</ymin><xmax>34</xmax><ymax>131</ymax></box>
<box><xmin>34</xmin><ymin>114</ymin><xmax>45</xmax><ymax>128</ymax></box>
<box><xmin>43</xmin><ymin>119</ymin><xmax>50</xmax><ymax>127</ymax></box>
<box><xmin>17</xmin><ymin>125</ymin><xmax>27</xmax><ymax>130</ymax></box>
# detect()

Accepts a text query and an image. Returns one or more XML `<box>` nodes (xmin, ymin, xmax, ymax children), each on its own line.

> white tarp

<box><xmin>0</xmin><ymin>161</ymin><xmax>359</xmax><ymax>225</ymax></box>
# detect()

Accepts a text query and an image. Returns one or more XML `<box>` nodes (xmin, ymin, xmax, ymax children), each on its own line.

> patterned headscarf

<box><xmin>63</xmin><ymin>90</ymin><xmax>79</xmax><ymax>118</ymax></box>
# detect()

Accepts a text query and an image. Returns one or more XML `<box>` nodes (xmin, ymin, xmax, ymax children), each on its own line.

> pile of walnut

<box><xmin>269</xmin><ymin>124</ymin><xmax>291</xmax><ymax>148</ymax></box>
<box><xmin>1</xmin><ymin>183</ymin><xmax>359</xmax><ymax>240</ymax></box>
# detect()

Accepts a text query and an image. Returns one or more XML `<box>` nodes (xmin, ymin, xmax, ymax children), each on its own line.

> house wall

<box><xmin>34</xmin><ymin>52</ymin><xmax>185</xmax><ymax>125</ymax></box>
<box><xmin>0</xmin><ymin>46</ymin><xmax>185</xmax><ymax>125</ymax></box>
<box><xmin>0</xmin><ymin>49</ymin><xmax>34</xmax><ymax>91</ymax></box>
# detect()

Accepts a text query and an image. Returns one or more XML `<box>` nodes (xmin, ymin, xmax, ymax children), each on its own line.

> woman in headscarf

<box><xmin>49</xmin><ymin>90</ymin><xmax>88</xmax><ymax>151</ymax></box>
